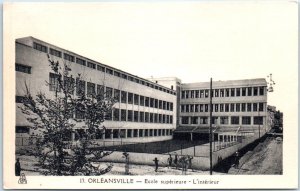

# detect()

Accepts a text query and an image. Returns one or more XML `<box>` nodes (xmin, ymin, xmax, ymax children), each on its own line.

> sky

<box><xmin>4</xmin><ymin>1</ymin><xmax>298</xmax><ymax>126</ymax></box>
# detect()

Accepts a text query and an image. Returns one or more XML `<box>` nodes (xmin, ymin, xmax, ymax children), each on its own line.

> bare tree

<box><xmin>19</xmin><ymin>55</ymin><xmax>117</xmax><ymax>175</ymax></box>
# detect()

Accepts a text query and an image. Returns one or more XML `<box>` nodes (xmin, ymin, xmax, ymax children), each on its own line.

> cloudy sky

<box><xmin>5</xmin><ymin>1</ymin><xmax>297</xmax><ymax>127</ymax></box>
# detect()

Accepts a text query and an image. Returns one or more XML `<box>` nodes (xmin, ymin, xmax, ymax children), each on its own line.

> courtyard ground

<box><xmin>228</xmin><ymin>136</ymin><xmax>282</xmax><ymax>174</ymax></box>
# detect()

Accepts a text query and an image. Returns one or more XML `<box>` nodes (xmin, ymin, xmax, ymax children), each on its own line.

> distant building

<box><xmin>15</xmin><ymin>37</ymin><xmax>177</xmax><ymax>144</ymax></box>
<box><xmin>173</xmin><ymin>79</ymin><xmax>269</xmax><ymax>141</ymax></box>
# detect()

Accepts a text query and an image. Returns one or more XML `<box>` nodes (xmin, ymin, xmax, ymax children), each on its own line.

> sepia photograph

<box><xmin>3</xmin><ymin>1</ymin><xmax>298</xmax><ymax>189</ymax></box>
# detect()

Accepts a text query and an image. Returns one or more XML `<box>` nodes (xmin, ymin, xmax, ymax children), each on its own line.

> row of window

<box><xmin>16</xmin><ymin>63</ymin><xmax>31</xmax><ymax>74</ymax></box>
<box><xmin>76</xmin><ymin>108</ymin><xmax>173</xmax><ymax>124</ymax></box>
<box><xmin>180</xmin><ymin>102</ymin><xmax>265</xmax><ymax>113</ymax></box>
<box><xmin>49</xmin><ymin>73</ymin><xmax>174</xmax><ymax>111</ymax></box>
<box><xmin>88</xmin><ymin>128</ymin><xmax>173</xmax><ymax>139</ymax></box>
<box><xmin>33</xmin><ymin>42</ymin><xmax>176</xmax><ymax>95</ymax></box>
<box><xmin>181</xmin><ymin>116</ymin><xmax>264</xmax><ymax>125</ymax></box>
<box><xmin>181</xmin><ymin>86</ymin><xmax>265</xmax><ymax>99</ymax></box>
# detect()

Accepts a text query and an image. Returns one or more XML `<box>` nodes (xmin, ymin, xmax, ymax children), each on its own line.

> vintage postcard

<box><xmin>3</xmin><ymin>1</ymin><xmax>298</xmax><ymax>189</ymax></box>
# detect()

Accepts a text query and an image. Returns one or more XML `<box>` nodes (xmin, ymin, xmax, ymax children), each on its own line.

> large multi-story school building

<box><xmin>15</xmin><ymin>36</ymin><xmax>177</xmax><ymax>143</ymax></box>
<box><xmin>15</xmin><ymin>36</ymin><xmax>271</xmax><ymax>144</ymax></box>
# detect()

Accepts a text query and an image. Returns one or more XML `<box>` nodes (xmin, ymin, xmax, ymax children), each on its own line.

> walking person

<box><xmin>174</xmin><ymin>154</ymin><xmax>178</xmax><ymax>169</ymax></box>
<box><xmin>167</xmin><ymin>154</ymin><xmax>173</xmax><ymax>169</ymax></box>
<box><xmin>234</xmin><ymin>151</ymin><xmax>240</xmax><ymax>169</ymax></box>
<box><xmin>15</xmin><ymin>158</ymin><xmax>21</xmax><ymax>176</ymax></box>
<box><xmin>153</xmin><ymin>157</ymin><xmax>159</xmax><ymax>172</ymax></box>
<box><xmin>188</xmin><ymin>156</ymin><xmax>194</xmax><ymax>172</ymax></box>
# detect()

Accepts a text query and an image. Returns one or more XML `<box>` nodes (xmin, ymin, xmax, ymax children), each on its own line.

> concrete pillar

<box><xmin>102</xmin><ymin>131</ymin><xmax>105</xmax><ymax>139</ymax></box>
<box><xmin>137</xmin><ymin>129</ymin><xmax>139</xmax><ymax>137</ymax></box>
<box><xmin>125</xmin><ymin>129</ymin><xmax>127</xmax><ymax>138</ymax></box>
<box><xmin>142</xmin><ymin>129</ymin><xmax>145</xmax><ymax>137</ymax></box>
<box><xmin>190</xmin><ymin>133</ymin><xmax>193</xmax><ymax>141</ymax></box>
<box><xmin>222</xmin><ymin>135</ymin><xmax>225</xmax><ymax>143</ymax></box>
<box><xmin>131</xmin><ymin>129</ymin><xmax>134</xmax><ymax>138</ymax></box>
<box><xmin>118</xmin><ymin>129</ymin><xmax>121</xmax><ymax>139</ymax></box>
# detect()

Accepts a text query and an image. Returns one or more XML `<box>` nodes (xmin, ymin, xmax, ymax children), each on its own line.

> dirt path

<box><xmin>228</xmin><ymin>137</ymin><xmax>282</xmax><ymax>175</ymax></box>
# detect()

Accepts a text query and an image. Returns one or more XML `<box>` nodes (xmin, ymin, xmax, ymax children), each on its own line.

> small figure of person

<box><xmin>167</xmin><ymin>154</ymin><xmax>173</xmax><ymax>169</ymax></box>
<box><xmin>153</xmin><ymin>157</ymin><xmax>159</xmax><ymax>172</ymax></box>
<box><xmin>234</xmin><ymin>151</ymin><xmax>240</xmax><ymax>169</ymax></box>
<box><xmin>15</xmin><ymin>158</ymin><xmax>21</xmax><ymax>176</ymax></box>
<box><xmin>122</xmin><ymin>152</ymin><xmax>130</xmax><ymax>175</ymax></box>
<box><xmin>174</xmin><ymin>154</ymin><xmax>178</xmax><ymax>169</ymax></box>
<box><xmin>188</xmin><ymin>156</ymin><xmax>194</xmax><ymax>172</ymax></box>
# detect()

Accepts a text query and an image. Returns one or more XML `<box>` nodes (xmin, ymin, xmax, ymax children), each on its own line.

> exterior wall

<box><xmin>179</xmin><ymin>79</ymin><xmax>268</xmax><ymax>134</ymax></box>
<box><xmin>15</xmin><ymin>37</ymin><xmax>177</xmax><ymax>143</ymax></box>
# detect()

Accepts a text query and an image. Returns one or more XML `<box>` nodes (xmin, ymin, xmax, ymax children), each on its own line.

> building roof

<box><xmin>181</xmin><ymin>78</ymin><xmax>267</xmax><ymax>89</ymax></box>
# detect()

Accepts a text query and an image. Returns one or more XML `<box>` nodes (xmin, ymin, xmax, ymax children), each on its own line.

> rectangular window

<box><xmin>128</xmin><ymin>93</ymin><xmax>133</xmax><ymax>104</ymax></box>
<box><xmin>200</xmin><ymin>104</ymin><xmax>204</xmax><ymax>112</ymax></box>
<box><xmin>49</xmin><ymin>48</ymin><xmax>61</xmax><ymax>57</ymax></box>
<box><xmin>205</xmin><ymin>104</ymin><xmax>209</xmax><ymax>112</ymax></box>
<box><xmin>253</xmin><ymin>87</ymin><xmax>258</xmax><ymax>96</ymax></box>
<box><xmin>181</xmin><ymin>105</ymin><xmax>185</xmax><ymax>112</ymax></box>
<box><xmin>185</xmin><ymin>91</ymin><xmax>190</xmax><ymax>99</ymax></box>
<box><xmin>231</xmin><ymin>88</ymin><xmax>235</xmax><ymax>97</ymax></box>
<box><xmin>225</xmin><ymin>89</ymin><xmax>230</xmax><ymax>97</ymax></box>
<box><xmin>170</xmin><ymin>102</ymin><xmax>173</xmax><ymax>111</ymax></box>
<box><xmin>106</xmin><ymin>87</ymin><xmax>113</xmax><ymax>98</ymax></box>
<box><xmin>205</xmin><ymin>90</ymin><xmax>209</xmax><ymax>98</ymax></box>
<box><xmin>49</xmin><ymin>73</ymin><xmax>60</xmax><ymax>92</ymax></box>
<box><xmin>214</xmin><ymin>89</ymin><xmax>219</xmax><ymax>97</ymax></box>
<box><xmin>220</xmin><ymin>116</ymin><xmax>229</xmax><ymax>124</ymax></box>
<box><xmin>200</xmin><ymin>117</ymin><xmax>208</xmax><ymax>124</ymax></box>
<box><xmin>259</xmin><ymin>87</ymin><xmax>265</xmax><ymax>96</ymax></box>
<box><xmin>97</xmin><ymin>85</ymin><xmax>104</xmax><ymax>95</ymax></box>
<box><xmin>215</xmin><ymin>104</ymin><xmax>218</xmax><ymax>112</ymax></box>
<box><xmin>259</xmin><ymin>103</ymin><xmax>264</xmax><ymax>111</ymax></box>
<box><xmin>212</xmin><ymin>117</ymin><xmax>218</xmax><ymax>125</ymax></box>
<box><xmin>121</xmin><ymin>91</ymin><xmax>127</xmax><ymax>103</ymax></box>
<box><xmin>150</xmin><ymin>98</ymin><xmax>154</xmax><ymax>108</ymax></box>
<box><xmin>200</xmin><ymin>90</ymin><xmax>204</xmax><ymax>98</ymax></box>
<box><xmin>127</xmin><ymin>130</ymin><xmax>132</xmax><ymax>138</ymax></box>
<box><xmin>134</xmin><ymin>111</ymin><xmax>139</xmax><ymax>122</ymax></box>
<box><xmin>236</xmin><ymin>88</ymin><xmax>241</xmax><ymax>96</ymax></box>
<box><xmin>114</xmin><ymin>89</ymin><xmax>120</xmax><ymax>102</ymax></box>
<box><xmin>97</xmin><ymin>65</ymin><xmax>105</xmax><ymax>72</ymax></box>
<box><xmin>113</xmin><ymin>109</ymin><xmax>119</xmax><ymax>121</ymax></box>
<box><xmin>236</xmin><ymin>103</ymin><xmax>240</xmax><ymax>112</ymax></box>
<box><xmin>159</xmin><ymin>114</ymin><xmax>162</xmax><ymax>123</ymax></box>
<box><xmin>247</xmin><ymin>103</ymin><xmax>252</xmax><ymax>112</ymax></box>
<box><xmin>140</xmin><ymin>96</ymin><xmax>145</xmax><ymax>106</ymax></box>
<box><xmin>76</xmin><ymin>79</ymin><xmax>86</xmax><ymax>96</ymax></box>
<box><xmin>191</xmin><ymin>90</ymin><xmax>195</xmax><ymax>98</ymax></box>
<box><xmin>242</xmin><ymin>88</ymin><xmax>246</xmax><ymax>96</ymax></box>
<box><xmin>106</xmin><ymin>68</ymin><xmax>113</xmax><ymax>75</ymax></box>
<box><xmin>33</xmin><ymin>42</ymin><xmax>47</xmax><ymax>53</ymax></box>
<box><xmin>16</xmin><ymin>63</ymin><xmax>31</xmax><ymax>74</ymax></box>
<box><xmin>87</xmin><ymin>62</ymin><xmax>96</xmax><ymax>69</ymax></box>
<box><xmin>150</xmin><ymin>113</ymin><xmax>154</xmax><ymax>123</ymax></box>
<box><xmin>114</xmin><ymin>71</ymin><xmax>120</xmax><ymax>77</ymax></box>
<box><xmin>64</xmin><ymin>76</ymin><xmax>75</xmax><ymax>94</ymax></box>
<box><xmin>64</xmin><ymin>53</ymin><xmax>74</xmax><ymax>62</ymax></box>
<box><xmin>170</xmin><ymin>115</ymin><xmax>173</xmax><ymax>124</ymax></box>
<box><xmin>191</xmin><ymin>117</ymin><xmax>198</xmax><ymax>124</ymax></box>
<box><xmin>154</xmin><ymin>114</ymin><xmax>158</xmax><ymax>123</ymax></box>
<box><xmin>145</xmin><ymin>112</ymin><xmax>149</xmax><ymax>122</ymax></box>
<box><xmin>253</xmin><ymin>103</ymin><xmax>258</xmax><ymax>112</ymax></box>
<box><xmin>242</xmin><ymin>116</ymin><xmax>251</xmax><ymax>125</ymax></box>
<box><xmin>121</xmin><ymin>109</ymin><xmax>126</xmax><ymax>121</ymax></box>
<box><xmin>248</xmin><ymin>87</ymin><xmax>252</xmax><ymax>96</ymax></box>
<box><xmin>159</xmin><ymin>100</ymin><xmax>162</xmax><ymax>109</ymax></box>
<box><xmin>225</xmin><ymin>104</ymin><xmax>229</xmax><ymax>112</ymax></box>
<box><xmin>254</xmin><ymin>116</ymin><xmax>263</xmax><ymax>125</ymax></box>
<box><xmin>163</xmin><ymin>101</ymin><xmax>166</xmax><ymax>110</ymax></box>
<box><xmin>241</xmin><ymin>103</ymin><xmax>246</xmax><ymax>112</ymax></box>
<box><xmin>230</xmin><ymin>103</ymin><xmax>235</xmax><ymax>112</ymax></box>
<box><xmin>127</xmin><ymin>110</ymin><xmax>133</xmax><ymax>121</ymax></box>
<box><xmin>87</xmin><ymin>82</ymin><xmax>95</xmax><ymax>97</ymax></box>
<box><xmin>190</xmin><ymin>104</ymin><xmax>194</xmax><ymax>112</ymax></box>
<box><xmin>220</xmin><ymin>89</ymin><xmax>224</xmax><ymax>97</ymax></box>
<box><xmin>220</xmin><ymin>104</ymin><xmax>224</xmax><ymax>112</ymax></box>
<box><xmin>145</xmin><ymin>97</ymin><xmax>149</xmax><ymax>107</ymax></box>
<box><xmin>185</xmin><ymin>105</ymin><xmax>190</xmax><ymax>112</ymax></box>
<box><xmin>121</xmin><ymin>73</ymin><xmax>127</xmax><ymax>79</ymax></box>
<box><xmin>182</xmin><ymin>117</ymin><xmax>189</xmax><ymax>124</ymax></box>
<box><xmin>195</xmin><ymin>104</ymin><xmax>199</xmax><ymax>112</ymax></box>
<box><xmin>76</xmin><ymin>58</ymin><xmax>86</xmax><ymax>66</ymax></box>
<box><xmin>105</xmin><ymin>110</ymin><xmax>112</xmax><ymax>121</ymax></box>
<box><xmin>195</xmin><ymin>90</ymin><xmax>200</xmax><ymax>98</ymax></box>
<box><xmin>139</xmin><ymin>112</ymin><xmax>144</xmax><ymax>122</ymax></box>
<box><xmin>134</xmin><ymin>94</ymin><xmax>139</xmax><ymax>105</ymax></box>
<box><xmin>231</xmin><ymin>116</ymin><xmax>239</xmax><ymax>125</ymax></box>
